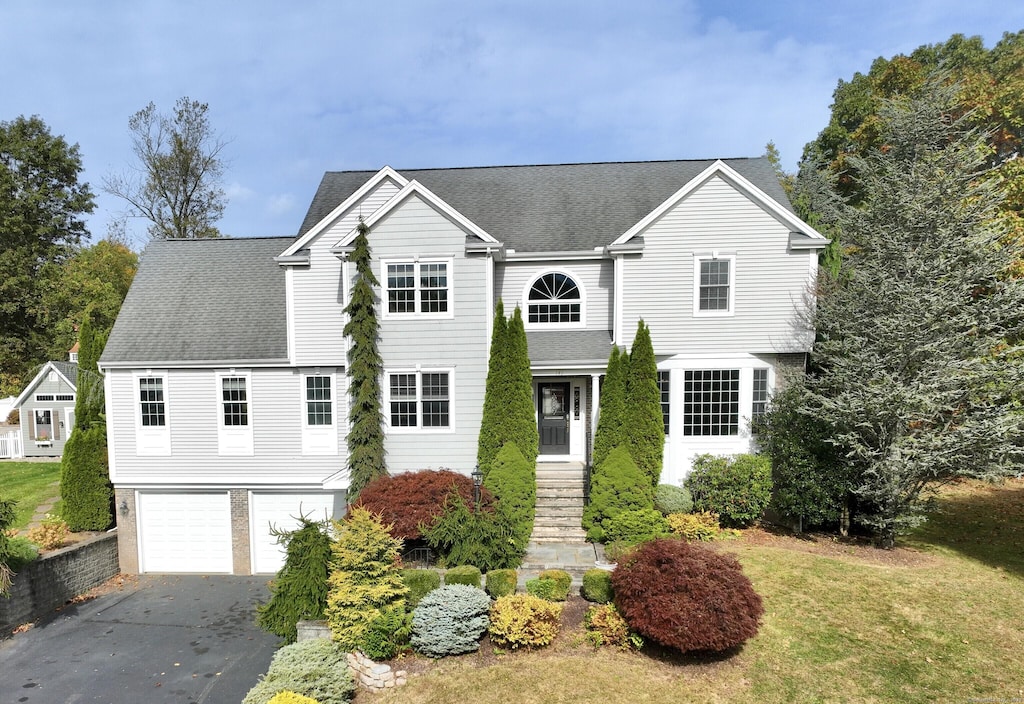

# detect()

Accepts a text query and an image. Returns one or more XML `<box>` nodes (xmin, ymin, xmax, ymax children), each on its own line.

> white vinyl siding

<box><xmin>386</xmin><ymin>370</ymin><xmax>453</xmax><ymax>431</ymax></box>
<box><xmin>137</xmin><ymin>491</ymin><xmax>232</xmax><ymax>573</ymax></box>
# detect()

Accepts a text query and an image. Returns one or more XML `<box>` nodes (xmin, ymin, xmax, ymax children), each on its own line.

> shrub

<box><xmin>603</xmin><ymin>541</ymin><xmax>635</xmax><ymax>563</ymax></box>
<box><xmin>581</xmin><ymin>569</ymin><xmax>613</xmax><ymax>603</ymax></box>
<box><xmin>593</xmin><ymin>346</ymin><xmax>627</xmax><ymax>470</ymax></box>
<box><xmin>685</xmin><ymin>454</ymin><xmax>773</xmax><ymax>527</ymax></box>
<box><xmin>422</xmin><ymin>490</ymin><xmax>521</xmax><ymax>571</ymax></box>
<box><xmin>324</xmin><ymin>508</ymin><xmax>408</xmax><ymax>650</ymax></box>
<box><xmin>60</xmin><ymin>425</ymin><xmax>113</xmax><ymax>531</ymax></box>
<box><xmin>268</xmin><ymin>693</ymin><xmax>319</xmax><ymax>704</ymax></box>
<box><xmin>0</xmin><ymin>498</ymin><xmax>17</xmax><ymax>595</ymax></box>
<box><xmin>584</xmin><ymin>603</ymin><xmax>642</xmax><ymax>650</ymax></box>
<box><xmin>623</xmin><ymin>320</ymin><xmax>664</xmax><ymax>487</ymax></box>
<box><xmin>242</xmin><ymin>639</ymin><xmax>354</xmax><ymax>704</ymax></box>
<box><xmin>360</xmin><ymin>604</ymin><xmax>412</xmax><ymax>660</ymax></box>
<box><xmin>26</xmin><ymin>514</ymin><xmax>70</xmax><ymax>550</ymax></box>
<box><xmin>4</xmin><ymin>536</ymin><xmax>38</xmax><ymax>570</ymax></box>
<box><xmin>354</xmin><ymin>469</ymin><xmax>495</xmax><ymax>540</ymax></box>
<box><xmin>602</xmin><ymin>508</ymin><xmax>670</xmax><ymax>545</ymax></box>
<box><xmin>444</xmin><ymin>564</ymin><xmax>482</xmax><ymax>588</ymax></box>
<box><xmin>401</xmin><ymin>568</ymin><xmax>440</xmax><ymax>609</ymax></box>
<box><xmin>667</xmin><ymin>511</ymin><xmax>720</xmax><ymax>541</ymax></box>
<box><xmin>257</xmin><ymin>518</ymin><xmax>334</xmax><ymax>643</ymax></box>
<box><xmin>525</xmin><ymin>578</ymin><xmax>559</xmax><ymax>601</ymax></box>
<box><xmin>582</xmin><ymin>446</ymin><xmax>653</xmax><ymax>540</ymax></box>
<box><xmin>410</xmin><ymin>584</ymin><xmax>491</xmax><ymax>658</ymax></box>
<box><xmin>612</xmin><ymin>539</ymin><xmax>763</xmax><ymax>654</ymax></box>
<box><xmin>538</xmin><ymin>569</ymin><xmax>571</xmax><ymax>601</ymax></box>
<box><xmin>488</xmin><ymin>594</ymin><xmax>563</xmax><ymax>649</ymax></box>
<box><xmin>483</xmin><ymin>441</ymin><xmax>536</xmax><ymax>552</ymax></box>
<box><xmin>485</xmin><ymin>568</ymin><xmax>518</xmax><ymax>598</ymax></box>
<box><xmin>654</xmin><ymin>484</ymin><xmax>693</xmax><ymax>515</ymax></box>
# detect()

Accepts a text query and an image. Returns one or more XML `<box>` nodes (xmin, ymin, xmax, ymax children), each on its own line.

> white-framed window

<box><xmin>302</xmin><ymin>371</ymin><xmax>338</xmax><ymax>455</ymax></box>
<box><xmin>682</xmin><ymin>369</ymin><xmax>740</xmax><ymax>436</ymax></box>
<box><xmin>33</xmin><ymin>408</ymin><xmax>54</xmax><ymax>442</ymax></box>
<box><xmin>752</xmin><ymin>368</ymin><xmax>770</xmax><ymax>422</ymax></box>
<box><xmin>657</xmin><ymin>370</ymin><xmax>671</xmax><ymax>436</ymax></box>
<box><xmin>693</xmin><ymin>255</ymin><xmax>735</xmax><ymax>315</ymax></box>
<box><xmin>387</xmin><ymin>370</ymin><xmax>452</xmax><ymax>431</ymax></box>
<box><xmin>217</xmin><ymin>371</ymin><xmax>253</xmax><ymax>456</ymax></box>
<box><xmin>135</xmin><ymin>371</ymin><xmax>171</xmax><ymax>456</ymax></box>
<box><xmin>382</xmin><ymin>259</ymin><xmax>453</xmax><ymax>317</ymax></box>
<box><xmin>55</xmin><ymin>393</ymin><xmax>74</xmax><ymax>402</ymax></box>
<box><xmin>35</xmin><ymin>394</ymin><xmax>55</xmax><ymax>402</ymax></box>
<box><xmin>526</xmin><ymin>270</ymin><xmax>584</xmax><ymax>327</ymax></box>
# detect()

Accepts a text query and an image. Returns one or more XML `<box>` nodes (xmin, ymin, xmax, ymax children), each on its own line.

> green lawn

<box><xmin>364</xmin><ymin>479</ymin><xmax>1024</xmax><ymax>704</ymax></box>
<box><xmin>0</xmin><ymin>461</ymin><xmax>62</xmax><ymax>530</ymax></box>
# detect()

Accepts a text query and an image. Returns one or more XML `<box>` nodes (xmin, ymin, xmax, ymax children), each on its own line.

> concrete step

<box><xmin>535</xmin><ymin>508</ymin><xmax>585</xmax><ymax>521</ymax></box>
<box><xmin>530</xmin><ymin>528</ymin><xmax>588</xmax><ymax>543</ymax></box>
<box><xmin>533</xmin><ymin>514</ymin><xmax>584</xmax><ymax>527</ymax></box>
<box><xmin>535</xmin><ymin>495</ymin><xmax>584</xmax><ymax>506</ymax></box>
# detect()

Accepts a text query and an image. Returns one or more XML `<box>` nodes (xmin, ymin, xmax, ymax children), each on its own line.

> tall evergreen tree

<box><xmin>592</xmin><ymin>345</ymin><xmax>628</xmax><ymax>470</ymax></box>
<box><xmin>506</xmin><ymin>307</ymin><xmax>538</xmax><ymax>464</ymax></box>
<box><xmin>477</xmin><ymin>300</ymin><xmax>509</xmax><ymax>475</ymax></box>
<box><xmin>343</xmin><ymin>221</ymin><xmax>386</xmax><ymax>500</ymax></box>
<box><xmin>624</xmin><ymin>320</ymin><xmax>664</xmax><ymax>487</ymax></box>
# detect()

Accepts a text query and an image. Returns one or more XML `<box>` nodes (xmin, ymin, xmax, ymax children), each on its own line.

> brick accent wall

<box><xmin>230</xmin><ymin>489</ymin><xmax>251</xmax><ymax>575</ymax></box>
<box><xmin>113</xmin><ymin>488</ymin><xmax>139</xmax><ymax>573</ymax></box>
<box><xmin>0</xmin><ymin>532</ymin><xmax>119</xmax><ymax>628</ymax></box>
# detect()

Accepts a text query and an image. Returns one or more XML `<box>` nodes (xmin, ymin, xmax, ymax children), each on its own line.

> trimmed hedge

<box><xmin>444</xmin><ymin>564</ymin><xmax>482</xmax><ymax>587</ymax></box>
<box><xmin>655</xmin><ymin>484</ymin><xmax>693</xmax><ymax>515</ymax></box>
<box><xmin>581</xmin><ymin>569</ymin><xmax>613</xmax><ymax>604</ymax></box>
<box><xmin>401</xmin><ymin>568</ymin><xmax>440</xmax><ymax>609</ymax></box>
<box><xmin>602</xmin><ymin>508</ymin><xmax>670</xmax><ymax>545</ymax></box>
<box><xmin>485</xmin><ymin>568</ymin><xmax>518</xmax><ymax>598</ymax></box>
<box><xmin>581</xmin><ymin>445</ymin><xmax>653</xmax><ymax>542</ymax></box>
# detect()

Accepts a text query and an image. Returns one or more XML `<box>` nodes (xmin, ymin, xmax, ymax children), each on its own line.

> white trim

<box><xmin>384</xmin><ymin>368</ymin><xmax>456</xmax><ymax>434</ymax></box>
<box><xmin>522</xmin><ymin>267</ymin><xmax>587</xmax><ymax>331</ymax></box>
<box><xmin>612</xmin><ymin>160</ymin><xmax>829</xmax><ymax>246</ymax></box>
<box><xmin>285</xmin><ymin>268</ymin><xmax>296</xmax><ymax>365</ymax></box>
<box><xmin>12</xmin><ymin>362</ymin><xmax>77</xmax><ymax>407</ymax></box>
<box><xmin>100</xmin><ymin>358</ymin><xmax>292</xmax><ymax>371</ymax></box>
<box><xmin>280</xmin><ymin>166</ymin><xmax>408</xmax><ymax>257</ymax></box>
<box><xmin>693</xmin><ymin>253</ymin><xmax>736</xmax><ymax>317</ymax></box>
<box><xmin>612</xmin><ymin>254</ymin><xmax>624</xmax><ymax>345</ymax></box>
<box><xmin>105</xmin><ymin>372</ymin><xmax>117</xmax><ymax>481</ymax></box>
<box><xmin>215</xmin><ymin>370</ymin><xmax>254</xmax><ymax>457</ymax></box>
<box><xmin>380</xmin><ymin>257</ymin><xmax>456</xmax><ymax>320</ymax></box>
<box><xmin>485</xmin><ymin>253</ymin><xmax>495</xmax><ymax>359</ymax></box>
<box><xmin>504</xmin><ymin>250</ymin><xmax>607</xmax><ymax>262</ymax></box>
<box><xmin>133</xmin><ymin>370</ymin><xmax>171</xmax><ymax>456</ymax></box>
<box><xmin>301</xmin><ymin>370</ymin><xmax>339</xmax><ymax>456</ymax></box>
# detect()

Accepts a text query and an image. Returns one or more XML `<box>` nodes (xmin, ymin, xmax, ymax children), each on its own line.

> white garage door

<box><xmin>138</xmin><ymin>492</ymin><xmax>232</xmax><ymax>573</ymax></box>
<box><xmin>250</xmin><ymin>492</ymin><xmax>337</xmax><ymax>574</ymax></box>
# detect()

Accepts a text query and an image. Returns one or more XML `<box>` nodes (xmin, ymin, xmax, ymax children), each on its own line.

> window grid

<box><xmin>139</xmin><ymin>377</ymin><xmax>166</xmax><ymax>427</ymax></box>
<box><xmin>389</xmin><ymin>371</ymin><xmax>450</xmax><ymax>429</ymax></box>
<box><xmin>35</xmin><ymin>394</ymin><xmax>55</xmax><ymax>402</ymax></box>
<box><xmin>699</xmin><ymin>260</ymin><xmax>731</xmax><ymax>311</ymax></box>
<box><xmin>682</xmin><ymin>370</ymin><xmax>739</xmax><ymax>436</ymax></box>
<box><xmin>390</xmin><ymin>374</ymin><xmax>418</xmax><ymax>427</ymax></box>
<box><xmin>387</xmin><ymin>262</ymin><xmax>449</xmax><ymax>315</ymax></box>
<box><xmin>528</xmin><ymin>272</ymin><xmax>581</xmax><ymax>324</ymax></box>
<box><xmin>752</xmin><ymin>369</ymin><xmax>769</xmax><ymax>420</ymax></box>
<box><xmin>305</xmin><ymin>376</ymin><xmax>332</xmax><ymax>426</ymax></box>
<box><xmin>657</xmin><ymin>370</ymin><xmax>671</xmax><ymax>436</ymax></box>
<box><xmin>421</xmin><ymin>373</ymin><xmax>450</xmax><ymax>428</ymax></box>
<box><xmin>387</xmin><ymin>263</ymin><xmax>416</xmax><ymax>314</ymax></box>
<box><xmin>419</xmin><ymin>263</ymin><xmax>448</xmax><ymax>313</ymax></box>
<box><xmin>221</xmin><ymin>377</ymin><xmax>248</xmax><ymax>426</ymax></box>
<box><xmin>55</xmin><ymin>393</ymin><xmax>74</xmax><ymax>402</ymax></box>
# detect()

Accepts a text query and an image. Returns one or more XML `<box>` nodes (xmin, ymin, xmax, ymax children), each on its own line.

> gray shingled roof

<box><xmin>298</xmin><ymin>158</ymin><xmax>794</xmax><ymax>252</ymax></box>
<box><xmin>52</xmin><ymin>361</ymin><xmax>78</xmax><ymax>387</ymax></box>
<box><xmin>527</xmin><ymin>330</ymin><xmax>614</xmax><ymax>366</ymax></box>
<box><xmin>100</xmin><ymin>237</ymin><xmax>292</xmax><ymax>365</ymax></box>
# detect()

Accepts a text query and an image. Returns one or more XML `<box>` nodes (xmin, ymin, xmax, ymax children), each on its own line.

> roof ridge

<box><xmin>321</xmin><ymin>156</ymin><xmax>763</xmax><ymax>176</ymax></box>
<box><xmin>160</xmin><ymin>235</ymin><xmax>297</xmax><ymax>242</ymax></box>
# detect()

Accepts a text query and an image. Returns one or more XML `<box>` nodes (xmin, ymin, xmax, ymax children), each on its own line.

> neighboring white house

<box><xmin>98</xmin><ymin>158</ymin><xmax>828</xmax><ymax>575</ymax></box>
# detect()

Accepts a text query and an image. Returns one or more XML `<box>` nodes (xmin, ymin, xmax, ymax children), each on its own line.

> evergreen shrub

<box><xmin>483</xmin><ymin>442</ymin><xmax>536</xmax><ymax>552</ymax></box>
<box><xmin>444</xmin><ymin>564</ymin><xmax>482</xmax><ymax>587</ymax></box>
<box><xmin>257</xmin><ymin>518</ymin><xmax>334</xmax><ymax>643</ymax></box>
<box><xmin>359</xmin><ymin>604</ymin><xmax>412</xmax><ymax>660</ymax></box>
<box><xmin>422</xmin><ymin>491</ymin><xmax>520</xmax><ymax>571</ymax></box>
<box><xmin>268</xmin><ymin>692</ymin><xmax>319</xmax><ymax>704</ymax></box>
<box><xmin>667</xmin><ymin>512</ymin><xmax>720</xmax><ymax>541</ymax></box>
<box><xmin>612</xmin><ymin>539</ymin><xmax>763</xmax><ymax>654</ymax></box>
<box><xmin>538</xmin><ymin>569</ymin><xmax>571</xmax><ymax>600</ymax></box>
<box><xmin>0</xmin><ymin>498</ymin><xmax>17</xmax><ymax>595</ymax></box>
<box><xmin>602</xmin><ymin>508</ymin><xmax>670</xmax><ymax>545</ymax></box>
<box><xmin>624</xmin><ymin>320</ymin><xmax>664</xmax><ymax>487</ymax></box>
<box><xmin>654</xmin><ymin>484</ymin><xmax>693</xmax><ymax>515</ymax></box>
<box><xmin>592</xmin><ymin>347</ymin><xmax>627</xmax><ymax>469</ymax></box>
<box><xmin>410</xmin><ymin>584</ymin><xmax>491</xmax><ymax>658</ymax></box>
<box><xmin>242</xmin><ymin>639</ymin><xmax>354</xmax><ymax>704</ymax></box>
<box><xmin>401</xmin><ymin>568</ymin><xmax>440</xmax><ymax>609</ymax></box>
<box><xmin>581</xmin><ymin>569</ymin><xmax>613</xmax><ymax>604</ymax></box>
<box><xmin>685</xmin><ymin>454</ymin><xmax>773</xmax><ymax>527</ymax></box>
<box><xmin>485</xmin><ymin>568</ymin><xmax>518</xmax><ymax>598</ymax></box>
<box><xmin>488</xmin><ymin>594</ymin><xmax>563</xmax><ymax>649</ymax></box>
<box><xmin>60</xmin><ymin>425</ymin><xmax>113</xmax><ymax>531</ymax></box>
<box><xmin>581</xmin><ymin>446</ymin><xmax>653</xmax><ymax>541</ymax></box>
<box><xmin>584</xmin><ymin>603</ymin><xmax>641</xmax><ymax>650</ymax></box>
<box><xmin>354</xmin><ymin>470</ymin><xmax>492</xmax><ymax>540</ymax></box>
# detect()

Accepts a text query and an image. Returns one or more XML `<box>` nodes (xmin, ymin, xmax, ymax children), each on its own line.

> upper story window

<box><xmin>527</xmin><ymin>271</ymin><xmax>582</xmax><ymax>325</ymax></box>
<box><xmin>682</xmin><ymin>369</ymin><xmax>739</xmax><ymax>436</ymax></box>
<box><xmin>384</xmin><ymin>260</ymin><xmax>451</xmax><ymax>316</ymax></box>
<box><xmin>388</xmin><ymin>370</ymin><xmax>451</xmax><ymax>430</ymax></box>
<box><xmin>305</xmin><ymin>375</ymin><xmax>333</xmax><ymax>426</ymax></box>
<box><xmin>694</xmin><ymin>255</ymin><xmax>735</xmax><ymax>315</ymax></box>
<box><xmin>221</xmin><ymin>377</ymin><xmax>249</xmax><ymax>427</ymax></box>
<box><xmin>139</xmin><ymin>377</ymin><xmax>166</xmax><ymax>427</ymax></box>
<box><xmin>135</xmin><ymin>372</ymin><xmax>171</xmax><ymax>456</ymax></box>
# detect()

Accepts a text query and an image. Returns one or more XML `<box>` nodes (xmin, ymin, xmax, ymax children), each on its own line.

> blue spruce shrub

<box><xmin>410</xmin><ymin>584</ymin><xmax>491</xmax><ymax>658</ymax></box>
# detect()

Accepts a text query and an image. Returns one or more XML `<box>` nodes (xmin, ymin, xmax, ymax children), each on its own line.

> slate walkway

<box><xmin>25</xmin><ymin>481</ymin><xmax>61</xmax><ymax>531</ymax></box>
<box><xmin>518</xmin><ymin>541</ymin><xmax>607</xmax><ymax>587</ymax></box>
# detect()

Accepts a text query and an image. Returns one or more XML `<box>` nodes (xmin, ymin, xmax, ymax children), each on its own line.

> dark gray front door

<box><xmin>538</xmin><ymin>382</ymin><xmax>570</xmax><ymax>454</ymax></box>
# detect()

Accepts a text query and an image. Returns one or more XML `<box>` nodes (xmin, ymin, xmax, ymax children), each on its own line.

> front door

<box><xmin>538</xmin><ymin>382</ymin><xmax>570</xmax><ymax>455</ymax></box>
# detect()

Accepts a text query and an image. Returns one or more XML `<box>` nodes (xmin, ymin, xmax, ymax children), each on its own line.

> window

<box><xmin>221</xmin><ymin>377</ymin><xmax>249</xmax><ymax>426</ymax></box>
<box><xmin>388</xmin><ymin>371</ymin><xmax>450</xmax><ymax>429</ymax></box>
<box><xmin>752</xmin><ymin>369</ymin><xmax>769</xmax><ymax>421</ymax></box>
<box><xmin>657</xmin><ymin>370</ymin><xmax>670</xmax><ymax>435</ymax></box>
<box><xmin>683</xmin><ymin>370</ymin><xmax>739</xmax><ymax>436</ymax></box>
<box><xmin>35</xmin><ymin>394</ymin><xmax>55</xmax><ymax>402</ymax></box>
<box><xmin>385</xmin><ymin>260</ymin><xmax>450</xmax><ymax>315</ymax></box>
<box><xmin>55</xmin><ymin>393</ymin><xmax>74</xmax><ymax>402</ymax></box>
<box><xmin>33</xmin><ymin>409</ymin><xmax>53</xmax><ymax>441</ymax></box>
<box><xmin>139</xmin><ymin>377</ymin><xmax>166</xmax><ymax>427</ymax></box>
<box><xmin>694</xmin><ymin>256</ymin><xmax>734</xmax><ymax>314</ymax></box>
<box><xmin>305</xmin><ymin>376</ymin><xmax>332</xmax><ymax>426</ymax></box>
<box><xmin>528</xmin><ymin>272</ymin><xmax>581</xmax><ymax>324</ymax></box>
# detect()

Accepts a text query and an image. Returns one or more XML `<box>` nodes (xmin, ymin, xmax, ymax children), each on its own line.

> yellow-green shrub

<box><xmin>26</xmin><ymin>514</ymin><xmax>70</xmax><ymax>550</ymax></box>
<box><xmin>584</xmin><ymin>603</ymin><xmax>642</xmax><ymax>650</ymax></box>
<box><xmin>667</xmin><ymin>511</ymin><xmax>720</xmax><ymax>541</ymax></box>
<box><xmin>268</xmin><ymin>692</ymin><xmax>320</xmax><ymax>704</ymax></box>
<box><xmin>488</xmin><ymin>594</ymin><xmax>562</xmax><ymax>649</ymax></box>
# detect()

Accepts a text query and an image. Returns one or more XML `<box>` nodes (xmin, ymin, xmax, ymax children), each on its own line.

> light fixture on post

<box><xmin>471</xmin><ymin>464</ymin><xmax>483</xmax><ymax>508</ymax></box>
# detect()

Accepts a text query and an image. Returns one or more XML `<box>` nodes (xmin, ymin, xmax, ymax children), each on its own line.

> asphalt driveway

<box><xmin>0</xmin><ymin>575</ymin><xmax>280</xmax><ymax>704</ymax></box>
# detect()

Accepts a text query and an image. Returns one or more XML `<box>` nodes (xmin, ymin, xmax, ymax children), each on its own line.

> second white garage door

<box><xmin>250</xmin><ymin>492</ymin><xmax>338</xmax><ymax>574</ymax></box>
<box><xmin>137</xmin><ymin>491</ymin><xmax>233</xmax><ymax>573</ymax></box>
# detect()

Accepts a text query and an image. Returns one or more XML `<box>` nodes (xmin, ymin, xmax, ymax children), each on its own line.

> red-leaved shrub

<box><xmin>353</xmin><ymin>470</ymin><xmax>495</xmax><ymax>540</ymax></box>
<box><xmin>611</xmin><ymin>538</ymin><xmax>763</xmax><ymax>654</ymax></box>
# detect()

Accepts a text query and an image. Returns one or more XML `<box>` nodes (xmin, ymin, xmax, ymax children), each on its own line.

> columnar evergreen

<box><xmin>343</xmin><ymin>220</ymin><xmax>386</xmax><ymax>500</ymax></box>
<box><xmin>61</xmin><ymin>306</ymin><xmax>113</xmax><ymax>531</ymax></box>
<box><xmin>624</xmin><ymin>320</ymin><xmax>664</xmax><ymax>487</ymax></box>
<box><xmin>483</xmin><ymin>441</ymin><xmax>536</xmax><ymax>553</ymax></box>
<box><xmin>592</xmin><ymin>346</ymin><xmax>627</xmax><ymax>470</ymax></box>
<box><xmin>477</xmin><ymin>300</ymin><xmax>509</xmax><ymax>475</ymax></box>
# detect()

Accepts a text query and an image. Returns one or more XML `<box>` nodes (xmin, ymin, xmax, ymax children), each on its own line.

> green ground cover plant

<box><xmin>0</xmin><ymin>461</ymin><xmax>61</xmax><ymax>530</ymax></box>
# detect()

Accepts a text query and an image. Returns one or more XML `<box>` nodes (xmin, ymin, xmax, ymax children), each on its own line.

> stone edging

<box><xmin>295</xmin><ymin>620</ymin><xmax>409</xmax><ymax>692</ymax></box>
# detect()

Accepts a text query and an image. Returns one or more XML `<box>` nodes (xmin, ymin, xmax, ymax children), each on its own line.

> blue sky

<box><xmin>2</xmin><ymin>1</ymin><xmax>1022</xmax><ymax>245</ymax></box>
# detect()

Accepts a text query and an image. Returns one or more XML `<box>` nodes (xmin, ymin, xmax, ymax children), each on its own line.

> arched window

<box><xmin>528</xmin><ymin>272</ymin><xmax>581</xmax><ymax>324</ymax></box>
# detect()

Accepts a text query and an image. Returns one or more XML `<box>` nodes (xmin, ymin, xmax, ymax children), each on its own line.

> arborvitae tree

<box><xmin>483</xmin><ymin>441</ymin><xmax>536</xmax><ymax>552</ymax></box>
<box><xmin>581</xmin><ymin>445</ymin><xmax>653</xmax><ymax>542</ymax></box>
<box><xmin>624</xmin><ymin>320</ymin><xmax>663</xmax><ymax>487</ymax></box>
<box><xmin>61</xmin><ymin>306</ymin><xmax>113</xmax><ymax>531</ymax></box>
<box><xmin>477</xmin><ymin>303</ymin><xmax>538</xmax><ymax>477</ymax></box>
<box><xmin>343</xmin><ymin>220</ymin><xmax>386</xmax><ymax>500</ymax></box>
<box><xmin>592</xmin><ymin>346</ymin><xmax>627</xmax><ymax>470</ymax></box>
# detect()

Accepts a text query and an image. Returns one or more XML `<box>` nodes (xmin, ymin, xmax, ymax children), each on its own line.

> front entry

<box><xmin>538</xmin><ymin>382</ymin><xmax>570</xmax><ymax>455</ymax></box>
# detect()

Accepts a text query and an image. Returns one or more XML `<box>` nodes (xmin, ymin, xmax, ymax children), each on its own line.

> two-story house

<box><xmin>99</xmin><ymin>158</ymin><xmax>827</xmax><ymax>575</ymax></box>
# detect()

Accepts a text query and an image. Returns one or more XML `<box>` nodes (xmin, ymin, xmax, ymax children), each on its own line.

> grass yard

<box><xmin>0</xmin><ymin>461</ymin><xmax>62</xmax><ymax>530</ymax></box>
<box><xmin>365</xmin><ymin>478</ymin><xmax>1024</xmax><ymax>704</ymax></box>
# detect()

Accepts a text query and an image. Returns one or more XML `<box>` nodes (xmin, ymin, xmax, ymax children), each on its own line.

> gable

<box><xmin>13</xmin><ymin>361</ymin><xmax>77</xmax><ymax>408</ymax></box>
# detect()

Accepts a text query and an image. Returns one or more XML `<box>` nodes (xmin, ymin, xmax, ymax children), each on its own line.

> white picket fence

<box><xmin>0</xmin><ymin>429</ymin><xmax>23</xmax><ymax>459</ymax></box>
